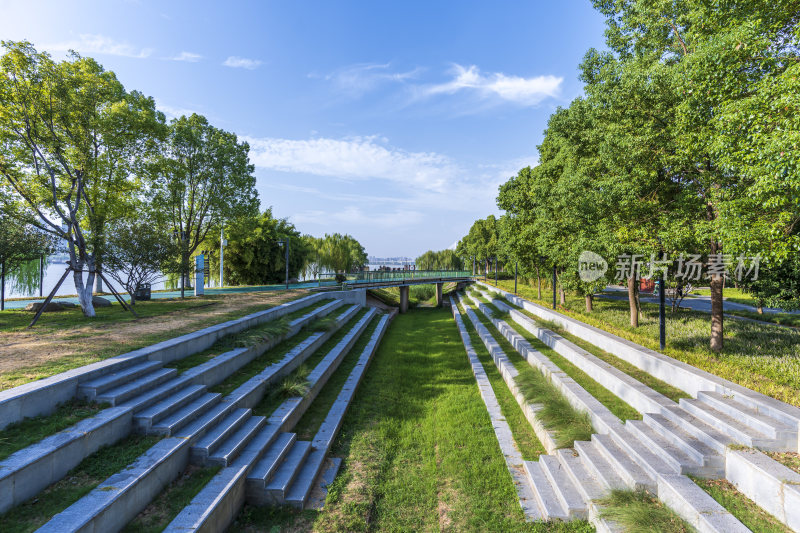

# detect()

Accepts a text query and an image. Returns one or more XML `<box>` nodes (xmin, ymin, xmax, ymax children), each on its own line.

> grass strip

<box><xmin>765</xmin><ymin>451</ymin><xmax>800</xmax><ymax>475</ymax></box>
<box><xmin>692</xmin><ymin>477</ymin><xmax>791</xmax><ymax>533</ymax></box>
<box><xmin>484</xmin><ymin>279</ymin><xmax>800</xmax><ymax>407</ymax></box>
<box><xmin>473</xmin><ymin>294</ymin><xmax>641</xmax><ymax>421</ymax></box>
<box><xmin>455</xmin><ymin>303</ymin><xmax>546</xmax><ymax>459</ymax></box>
<box><xmin>1</xmin><ymin>434</ymin><xmax>160</xmax><ymax>533</ymax></box>
<box><xmin>230</xmin><ymin>307</ymin><xmax>593</xmax><ymax>532</ymax></box>
<box><xmin>463</xmin><ymin>300</ymin><xmax>594</xmax><ymax>447</ymax></box>
<box><xmin>122</xmin><ymin>465</ymin><xmax>221</xmax><ymax>533</ymax></box>
<box><xmin>293</xmin><ymin>315</ymin><xmax>381</xmax><ymax>440</ymax></box>
<box><xmin>251</xmin><ymin>309</ymin><xmax>369</xmax><ymax>418</ymax></box>
<box><xmin>497</xmin><ymin>296</ymin><xmax>690</xmax><ymax>404</ymax></box>
<box><xmin>0</xmin><ymin>399</ymin><xmax>106</xmax><ymax>461</ymax></box>
<box><xmin>599</xmin><ymin>489</ymin><xmax>691</xmax><ymax>533</ymax></box>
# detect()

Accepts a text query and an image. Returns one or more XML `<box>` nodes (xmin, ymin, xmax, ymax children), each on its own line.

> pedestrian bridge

<box><xmin>319</xmin><ymin>270</ymin><xmax>474</xmax><ymax>312</ymax></box>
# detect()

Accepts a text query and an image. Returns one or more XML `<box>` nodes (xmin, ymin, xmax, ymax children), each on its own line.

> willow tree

<box><xmin>0</xmin><ymin>41</ymin><xmax>164</xmax><ymax>316</ymax></box>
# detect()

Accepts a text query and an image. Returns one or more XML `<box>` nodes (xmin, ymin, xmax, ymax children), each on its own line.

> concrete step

<box><xmin>658</xmin><ymin>405</ymin><xmax>735</xmax><ymax>454</ymax></box>
<box><xmin>657</xmin><ymin>474</ymin><xmax>751</xmax><ymax>533</ymax></box>
<box><xmin>177</xmin><ymin>400</ymin><xmax>235</xmax><ymax>441</ymax></box>
<box><xmin>246</xmin><ymin>433</ymin><xmax>297</xmax><ymax>495</ymax></box>
<box><xmin>591</xmin><ymin>433</ymin><xmax>656</xmax><ymax>491</ymax></box>
<box><xmin>97</xmin><ymin>367</ymin><xmax>178</xmax><ymax>405</ymax></box>
<box><xmin>151</xmin><ymin>392</ymin><xmax>222</xmax><ymax>436</ymax></box>
<box><xmin>697</xmin><ymin>391</ymin><xmax>796</xmax><ymax>449</ymax></box>
<box><xmin>680</xmin><ymin>398</ymin><xmax>778</xmax><ymax>449</ymax></box>
<box><xmin>208</xmin><ymin>415</ymin><xmax>268</xmax><ymax>467</ymax></box>
<box><xmin>574</xmin><ymin>440</ymin><xmax>628</xmax><ymax>492</ymax></box>
<box><xmin>555</xmin><ymin>448</ymin><xmax>608</xmax><ymax>503</ymax></box>
<box><xmin>643</xmin><ymin>413</ymin><xmax>724</xmax><ymax>470</ymax></box>
<box><xmin>285</xmin><ymin>447</ymin><xmax>327</xmax><ymax>508</ymax></box>
<box><xmin>263</xmin><ymin>440</ymin><xmax>313</xmax><ymax>504</ymax></box>
<box><xmin>523</xmin><ymin>460</ymin><xmax>569</xmax><ymax>520</ymax></box>
<box><xmin>133</xmin><ymin>384</ymin><xmax>206</xmax><ymax>432</ymax></box>
<box><xmin>78</xmin><ymin>360</ymin><xmax>164</xmax><ymax>400</ymax></box>
<box><xmin>626</xmin><ymin>420</ymin><xmax>712</xmax><ymax>477</ymax></box>
<box><xmin>191</xmin><ymin>407</ymin><xmax>252</xmax><ymax>464</ymax></box>
<box><xmin>538</xmin><ymin>454</ymin><xmax>588</xmax><ymax>518</ymax></box>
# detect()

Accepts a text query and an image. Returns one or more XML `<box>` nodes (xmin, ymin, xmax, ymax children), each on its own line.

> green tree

<box><xmin>415</xmin><ymin>249</ymin><xmax>463</xmax><ymax>270</ymax></box>
<box><xmin>0</xmin><ymin>41</ymin><xmax>165</xmax><ymax>316</ymax></box>
<box><xmin>152</xmin><ymin>114</ymin><xmax>259</xmax><ymax>297</ymax></box>
<box><xmin>318</xmin><ymin>233</ymin><xmax>368</xmax><ymax>277</ymax></box>
<box><xmin>0</xmin><ymin>214</ymin><xmax>53</xmax><ymax>309</ymax></box>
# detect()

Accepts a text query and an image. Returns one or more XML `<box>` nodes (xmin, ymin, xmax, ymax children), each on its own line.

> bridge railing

<box><xmin>319</xmin><ymin>270</ymin><xmax>472</xmax><ymax>285</ymax></box>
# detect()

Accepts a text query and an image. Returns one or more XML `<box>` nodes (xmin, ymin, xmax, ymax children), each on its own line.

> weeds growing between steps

<box><xmin>122</xmin><ymin>465</ymin><xmax>221</xmax><ymax>533</ymax></box>
<box><xmin>0</xmin><ymin>399</ymin><xmax>107</xmax><ymax>461</ymax></box>
<box><xmin>292</xmin><ymin>315</ymin><xmax>381</xmax><ymax>441</ymax></box>
<box><xmin>252</xmin><ymin>309</ymin><xmax>369</xmax><ymax>418</ymax></box>
<box><xmin>456</xmin><ymin>303</ymin><xmax>546</xmax><ymax>459</ymax></box>
<box><xmin>208</xmin><ymin>304</ymin><xmax>355</xmax><ymax>397</ymax></box>
<box><xmin>765</xmin><ymin>451</ymin><xmax>800</xmax><ymax>474</ymax></box>
<box><xmin>462</xmin><ymin>299</ymin><xmax>594</xmax><ymax>447</ymax></box>
<box><xmin>497</xmin><ymin>297</ymin><xmax>690</xmax><ymax>404</ymax></box>
<box><xmin>691</xmin><ymin>477</ymin><xmax>791</xmax><ymax>533</ymax></box>
<box><xmin>232</xmin><ymin>307</ymin><xmax>594</xmax><ymax>532</ymax></box>
<box><xmin>1</xmin><ymin>434</ymin><xmax>160</xmax><ymax>533</ymax></box>
<box><xmin>483</xmin><ymin>279</ymin><xmax>800</xmax><ymax>408</ymax></box>
<box><xmin>598</xmin><ymin>489</ymin><xmax>690</xmax><ymax>533</ymax></box>
<box><xmin>473</xmin><ymin>296</ymin><xmax>640</xmax><ymax>422</ymax></box>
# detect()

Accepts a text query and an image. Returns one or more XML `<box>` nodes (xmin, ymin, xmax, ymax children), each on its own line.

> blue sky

<box><xmin>0</xmin><ymin>0</ymin><xmax>608</xmax><ymax>258</ymax></box>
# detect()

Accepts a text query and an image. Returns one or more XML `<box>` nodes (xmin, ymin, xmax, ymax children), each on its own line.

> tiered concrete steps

<box><xmin>161</xmin><ymin>310</ymin><xmax>389</xmax><ymax>531</ymax></box>
<box><xmin>462</xmin><ymin>288</ymin><xmax>751</xmax><ymax>532</ymax></box>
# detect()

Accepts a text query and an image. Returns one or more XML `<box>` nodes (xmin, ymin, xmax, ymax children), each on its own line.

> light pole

<box><xmin>515</xmin><ymin>261</ymin><xmax>518</xmax><ymax>295</ymax></box>
<box><xmin>277</xmin><ymin>238</ymin><xmax>290</xmax><ymax>290</ymax></box>
<box><xmin>220</xmin><ymin>228</ymin><xmax>227</xmax><ymax>288</ymax></box>
<box><xmin>552</xmin><ymin>264</ymin><xmax>557</xmax><ymax>310</ymax></box>
<box><xmin>494</xmin><ymin>255</ymin><xmax>498</xmax><ymax>285</ymax></box>
<box><xmin>657</xmin><ymin>239</ymin><xmax>666</xmax><ymax>350</ymax></box>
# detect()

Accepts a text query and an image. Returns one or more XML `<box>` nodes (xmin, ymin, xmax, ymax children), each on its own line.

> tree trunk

<box><xmin>94</xmin><ymin>264</ymin><xmax>104</xmax><ymax>293</ymax></box>
<box><xmin>628</xmin><ymin>276</ymin><xmax>638</xmax><ymax>327</ymax></box>
<box><xmin>559</xmin><ymin>287</ymin><xmax>566</xmax><ymax>306</ymax></box>
<box><xmin>74</xmin><ymin>266</ymin><xmax>96</xmax><ymax>318</ymax></box>
<box><xmin>710</xmin><ymin>273</ymin><xmax>724</xmax><ymax>353</ymax></box>
<box><xmin>757</xmin><ymin>304</ymin><xmax>763</xmax><ymax>314</ymax></box>
<box><xmin>585</xmin><ymin>294</ymin><xmax>593</xmax><ymax>312</ymax></box>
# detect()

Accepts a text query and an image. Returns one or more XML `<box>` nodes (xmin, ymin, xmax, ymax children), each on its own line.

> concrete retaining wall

<box><xmin>0</xmin><ymin>292</ymin><xmax>331</xmax><ymax>430</ymax></box>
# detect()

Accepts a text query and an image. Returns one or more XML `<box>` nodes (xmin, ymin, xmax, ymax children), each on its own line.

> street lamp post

<box><xmin>220</xmin><ymin>228</ymin><xmax>227</xmax><ymax>288</ymax></box>
<box><xmin>515</xmin><ymin>261</ymin><xmax>518</xmax><ymax>295</ymax></box>
<box><xmin>277</xmin><ymin>238</ymin><xmax>290</xmax><ymax>290</ymax></box>
<box><xmin>552</xmin><ymin>264</ymin><xmax>557</xmax><ymax>310</ymax></box>
<box><xmin>495</xmin><ymin>255</ymin><xmax>498</xmax><ymax>285</ymax></box>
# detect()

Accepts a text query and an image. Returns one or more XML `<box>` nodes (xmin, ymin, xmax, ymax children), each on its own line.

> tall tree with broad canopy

<box><xmin>0</xmin><ymin>41</ymin><xmax>165</xmax><ymax>316</ymax></box>
<box><xmin>152</xmin><ymin>114</ymin><xmax>259</xmax><ymax>297</ymax></box>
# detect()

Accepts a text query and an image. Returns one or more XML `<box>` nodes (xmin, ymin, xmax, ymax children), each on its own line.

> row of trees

<box><xmin>460</xmin><ymin>0</ymin><xmax>799</xmax><ymax>352</ymax></box>
<box><xmin>415</xmin><ymin>249</ymin><xmax>463</xmax><ymax>270</ymax></box>
<box><xmin>0</xmin><ymin>41</ymin><xmax>369</xmax><ymax>313</ymax></box>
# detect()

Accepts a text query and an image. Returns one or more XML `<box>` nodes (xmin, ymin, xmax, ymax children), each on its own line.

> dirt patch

<box><xmin>0</xmin><ymin>290</ymin><xmax>302</xmax><ymax>389</ymax></box>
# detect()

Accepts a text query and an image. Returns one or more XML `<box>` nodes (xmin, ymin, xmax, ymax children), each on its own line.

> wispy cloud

<box><xmin>223</xmin><ymin>56</ymin><xmax>262</xmax><ymax>70</ymax></box>
<box><xmin>155</xmin><ymin>99</ymin><xmax>199</xmax><ymax>119</ymax></box>
<box><xmin>423</xmin><ymin>64</ymin><xmax>562</xmax><ymax>106</ymax></box>
<box><xmin>318</xmin><ymin>63</ymin><xmax>421</xmax><ymax>97</ymax></box>
<box><xmin>292</xmin><ymin>206</ymin><xmax>424</xmax><ymax>229</ymax></box>
<box><xmin>168</xmin><ymin>51</ymin><xmax>202</xmax><ymax>62</ymax></box>
<box><xmin>45</xmin><ymin>34</ymin><xmax>153</xmax><ymax>58</ymax></box>
<box><xmin>244</xmin><ymin>135</ymin><xmax>457</xmax><ymax>193</ymax></box>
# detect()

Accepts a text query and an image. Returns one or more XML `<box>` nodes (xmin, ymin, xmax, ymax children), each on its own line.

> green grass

<box><xmin>599</xmin><ymin>489</ymin><xmax>691</xmax><ymax>533</ymax></box>
<box><xmin>251</xmin><ymin>309</ymin><xmax>369</xmax><ymax>418</ymax></box>
<box><xmin>765</xmin><ymin>451</ymin><xmax>800</xmax><ymax>474</ymax></box>
<box><xmin>495</xmin><ymin>296</ymin><xmax>690</xmax><ymax>404</ymax></box>
<box><xmin>233</xmin><ymin>307</ymin><xmax>593</xmax><ymax>532</ymax></box>
<box><xmin>691</xmin><ymin>288</ymin><xmax>757</xmax><ymax>307</ymax></box>
<box><xmin>0</xmin><ymin>291</ymin><xmax>307</xmax><ymax>391</ymax></box>
<box><xmin>1</xmin><ymin>434</ymin><xmax>160</xmax><ymax>533</ymax></box>
<box><xmin>122</xmin><ymin>465</ymin><xmax>221</xmax><ymax>533</ymax></box>
<box><xmin>293</xmin><ymin>315</ymin><xmax>381</xmax><ymax>440</ymax></box>
<box><xmin>483</xmin><ymin>279</ymin><xmax>800</xmax><ymax>408</ymax></box>
<box><xmin>455</xmin><ymin>304</ymin><xmax>546</xmax><ymax>459</ymax></box>
<box><xmin>409</xmin><ymin>284</ymin><xmax>436</xmax><ymax>303</ymax></box>
<box><xmin>0</xmin><ymin>399</ymin><xmax>106</xmax><ymax>461</ymax></box>
<box><xmin>461</xmin><ymin>299</ymin><xmax>595</xmax><ymax>447</ymax></box>
<box><xmin>692</xmin><ymin>477</ymin><xmax>791</xmax><ymax>533</ymax></box>
<box><xmin>466</xmin><ymin>294</ymin><xmax>640</xmax><ymax>422</ymax></box>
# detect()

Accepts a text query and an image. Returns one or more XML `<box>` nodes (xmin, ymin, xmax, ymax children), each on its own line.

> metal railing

<box><xmin>318</xmin><ymin>270</ymin><xmax>472</xmax><ymax>285</ymax></box>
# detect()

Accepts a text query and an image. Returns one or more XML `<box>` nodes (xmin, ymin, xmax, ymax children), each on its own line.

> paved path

<box><xmin>1</xmin><ymin>281</ymin><xmax>337</xmax><ymax>310</ymax></box>
<box><xmin>600</xmin><ymin>286</ymin><xmax>799</xmax><ymax>315</ymax></box>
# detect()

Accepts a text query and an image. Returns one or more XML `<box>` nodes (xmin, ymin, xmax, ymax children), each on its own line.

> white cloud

<box><xmin>319</xmin><ymin>63</ymin><xmax>421</xmax><ymax>97</ymax></box>
<box><xmin>45</xmin><ymin>34</ymin><xmax>153</xmax><ymax>58</ymax></box>
<box><xmin>244</xmin><ymin>135</ymin><xmax>456</xmax><ymax>193</ymax></box>
<box><xmin>424</xmin><ymin>64</ymin><xmax>562</xmax><ymax>106</ymax></box>
<box><xmin>292</xmin><ymin>206</ymin><xmax>423</xmax><ymax>229</ymax></box>
<box><xmin>223</xmin><ymin>56</ymin><xmax>262</xmax><ymax>70</ymax></box>
<box><xmin>155</xmin><ymin>99</ymin><xmax>199</xmax><ymax>119</ymax></box>
<box><xmin>168</xmin><ymin>51</ymin><xmax>202</xmax><ymax>62</ymax></box>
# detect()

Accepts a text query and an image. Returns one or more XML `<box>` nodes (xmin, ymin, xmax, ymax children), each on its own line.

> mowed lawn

<box><xmin>234</xmin><ymin>306</ymin><xmax>591</xmax><ymax>532</ymax></box>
